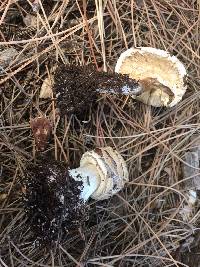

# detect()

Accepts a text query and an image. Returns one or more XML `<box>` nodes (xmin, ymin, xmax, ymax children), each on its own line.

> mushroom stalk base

<box><xmin>69</xmin><ymin>165</ymin><xmax>100</xmax><ymax>202</ymax></box>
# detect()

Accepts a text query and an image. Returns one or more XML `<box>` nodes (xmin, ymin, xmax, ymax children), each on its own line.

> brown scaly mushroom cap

<box><xmin>115</xmin><ymin>47</ymin><xmax>187</xmax><ymax>107</ymax></box>
<box><xmin>30</xmin><ymin>116</ymin><xmax>52</xmax><ymax>151</ymax></box>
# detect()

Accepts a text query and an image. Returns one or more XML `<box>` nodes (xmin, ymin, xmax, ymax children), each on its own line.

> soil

<box><xmin>23</xmin><ymin>158</ymin><xmax>88</xmax><ymax>247</ymax></box>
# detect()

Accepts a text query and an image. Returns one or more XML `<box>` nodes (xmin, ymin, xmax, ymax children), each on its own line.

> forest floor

<box><xmin>0</xmin><ymin>0</ymin><xmax>200</xmax><ymax>266</ymax></box>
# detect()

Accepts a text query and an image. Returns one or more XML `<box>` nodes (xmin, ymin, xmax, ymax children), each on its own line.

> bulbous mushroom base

<box><xmin>23</xmin><ymin>159</ymin><xmax>88</xmax><ymax>246</ymax></box>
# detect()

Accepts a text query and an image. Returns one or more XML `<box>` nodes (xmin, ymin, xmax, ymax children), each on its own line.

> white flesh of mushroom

<box><xmin>69</xmin><ymin>165</ymin><xmax>100</xmax><ymax>202</ymax></box>
<box><xmin>68</xmin><ymin>147</ymin><xmax>128</xmax><ymax>202</ymax></box>
<box><xmin>115</xmin><ymin>47</ymin><xmax>187</xmax><ymax>107</ymax></box>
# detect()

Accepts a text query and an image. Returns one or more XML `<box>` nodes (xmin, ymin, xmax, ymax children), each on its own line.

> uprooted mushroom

<box><xmin>39</xmin><ymin>64</ymin><xmax>143</xmax><ymax>114</ymax></box>
<box><xmin>40</xmin><ymin>47</ymin><xmax>187</xmax><ymax>115</ymax></box>
<box><xmin>115</xmin><ymin>47</ymin><xmax>187</xmax><ymax>107</ymax></box>
<box><xmin>23</xmin><ymin>147</ymin><xmax>128</xmax><ymax>246</ymax></box>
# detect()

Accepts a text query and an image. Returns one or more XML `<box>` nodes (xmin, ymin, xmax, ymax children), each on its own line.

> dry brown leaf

<box><xmin>39</xmin><ymin>76</ymin><xmax>54</xmax><ymax>99</ymax></box>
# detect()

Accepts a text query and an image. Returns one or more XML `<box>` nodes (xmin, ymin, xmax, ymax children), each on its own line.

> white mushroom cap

<box><xmin>80</xmin><ymin>147</ymin><xmax>128</xmax><ymax>200</ymax></box>
<box><xmin>115</xmin><ymin>47</ymin><xmax>187</xmax><ymax>107</ymax></box>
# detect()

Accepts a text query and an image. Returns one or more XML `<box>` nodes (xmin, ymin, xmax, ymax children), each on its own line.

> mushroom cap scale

<box><xmin>115</xmin><ymin>47</ymin><xmax>187</xmax><ymax>107</ymax></box>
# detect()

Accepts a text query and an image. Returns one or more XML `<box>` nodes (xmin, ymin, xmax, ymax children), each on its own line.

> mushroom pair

<box><xmin>24</xmin><ymin>47</ymin><xmax>187</xmax><ymax>245</ymax></box>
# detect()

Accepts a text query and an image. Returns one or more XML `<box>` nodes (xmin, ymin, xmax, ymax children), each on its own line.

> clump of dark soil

<box><xmin>54</xmin><ymin>64</ymin><xmax>141</xmax><ymax>115</ymax></box>
<box><xmin>23</xmin><ymin>158</ymin><xmax>88</xmax><ymax>247</ymax></box>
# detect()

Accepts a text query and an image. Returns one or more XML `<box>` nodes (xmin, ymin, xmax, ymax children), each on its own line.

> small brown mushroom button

<box><xmin>30</xmin><ymin>116</ymin><xmax>52</xmax><ymax>151</ymax></box>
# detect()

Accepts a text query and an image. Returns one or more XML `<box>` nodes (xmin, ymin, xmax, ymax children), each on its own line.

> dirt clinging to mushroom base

<box><xmin>23</xmin><ymin>158</ymin><xmax>88</xmax><ymax>247</ymax></box>
<box><xmin>53</xmin><ymin>64</ymin><xmax>141</xmax><ymax>115</ymax></box>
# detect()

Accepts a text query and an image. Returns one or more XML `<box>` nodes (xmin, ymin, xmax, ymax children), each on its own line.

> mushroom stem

<box><xmin>69</xmin><ymin>165</ymin><xmax>100</xmax><ymax>202</ymax></box>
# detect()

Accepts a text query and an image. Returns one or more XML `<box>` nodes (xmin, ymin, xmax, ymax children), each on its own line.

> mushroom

<box><xmin>23</xmin><ymin>147</ymin><xmax>128</xmax><ymax>245</ymax></box>
<box><xmin>54</xmin><ymin>64</ymin><xmax>143</xmax><ymax>115</ymax></box>
<box><xmin>30</xmin><ymin>116</ymin><xmax>52</xmax><ymax>151</ymax></box>
<box><xmin>115</xmin><ymin>47</ymin><xmax>187</xmax><ymax>107</ymax></box>
<box><xmin>69</xmin><ymin>147</ymin><xmax>128</xmax><ymax>201</ymax></box>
